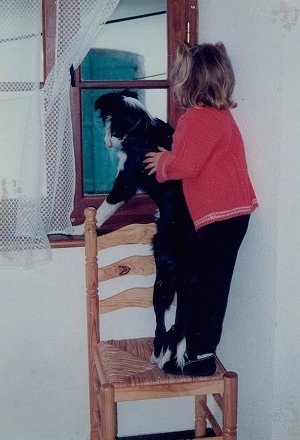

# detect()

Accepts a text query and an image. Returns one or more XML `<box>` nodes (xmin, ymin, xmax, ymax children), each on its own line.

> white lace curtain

<box><xmin>0</xmin><ymin>0</ymin><xmax>119</xmax><ymax>268</ymax></box>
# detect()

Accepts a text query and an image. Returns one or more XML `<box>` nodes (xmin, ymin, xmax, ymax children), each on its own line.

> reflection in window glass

<box><xmin>81</xmin><ymin>48</ymin><xmax>144</xmax><ymax>81</ymax></box>
<box><xmin>82</xmin><ymin>88</ymin><xmax>167</xmax><ymax>194</ymax></box>
<box><xmin>81</xmin><ymin>0</ymin><xmax>168</xmax><ymax>195</ymax></box>
<box><xmin>81</xmin><ymin>0</ymin><xmax>166</xmax><ymax>81</ymax></box>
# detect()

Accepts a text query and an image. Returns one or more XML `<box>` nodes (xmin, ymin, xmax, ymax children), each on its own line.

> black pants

<box><xmin>185</xmin><ymin>214</ymin><xmax>250</xmax><ymax>357</ymax></box>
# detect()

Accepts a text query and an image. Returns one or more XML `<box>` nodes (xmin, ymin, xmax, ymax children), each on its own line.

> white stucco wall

<box><xmin>1</xmin><ymin>1</ymin><xmax>300</xmax><ymax>439</ymax></box>
<box><xmin>0</xmin><ymin>248</ymin><xmax>89</xmax><ymax>440</ymax></box>
<box><xmin>199</xmin><ymin>1</ymin><xmax>300</xmax><ymax>439</ymax></box>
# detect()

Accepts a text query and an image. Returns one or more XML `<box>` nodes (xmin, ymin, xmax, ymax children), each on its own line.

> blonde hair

<box><xmin>172</xmin><ymin>42</ymin><xmax>237</xmax><ymax>110</ymax></box>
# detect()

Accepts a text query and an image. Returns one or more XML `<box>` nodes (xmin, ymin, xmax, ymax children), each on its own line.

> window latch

<box><xmin>69</xmin><ymin>64</ymin><xmax>76</xmax><ymax>87</ymax></box>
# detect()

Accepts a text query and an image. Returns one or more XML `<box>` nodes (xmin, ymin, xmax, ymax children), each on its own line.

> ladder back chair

<box><xmin>84</xmin><ymin>207</ymin><xmax>238</xmax><ymax>440</ymax></box>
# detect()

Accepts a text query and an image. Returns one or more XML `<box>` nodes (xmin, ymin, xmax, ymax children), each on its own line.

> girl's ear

<box><xmin>215</xmin><ymin>41</ymin><xmax>227</xmax><ymax>54</ymax></box>
<box><xmin>177</xmin><ymin>41</ymin><xmax>192</xmax><ymax>57</ymax></box>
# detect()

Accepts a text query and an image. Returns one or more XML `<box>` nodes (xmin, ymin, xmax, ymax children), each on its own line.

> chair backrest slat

<box><xmin>97</xmin><ymin>223</ymin><xmax>156</xmax><ymax>250</ymax></box>
<box><xmin>98</xmin><ymin>255</ymin><xmax>155</xmax><ymax>282</ymax></box>
<box><xmin>99</xmin><ymin>287</ymin><xmax>154</xmax><ymax>314</ymax></box>
<box><xmin>93</xmin><ymin>220</ymin><xmax>157</xmax><ymax>316</ymax></box>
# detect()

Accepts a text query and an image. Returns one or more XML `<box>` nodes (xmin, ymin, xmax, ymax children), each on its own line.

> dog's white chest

<box><xmin>117</xmin><ymin>150</ymin><xmax>127</xmax><ymax>172</ymax></box>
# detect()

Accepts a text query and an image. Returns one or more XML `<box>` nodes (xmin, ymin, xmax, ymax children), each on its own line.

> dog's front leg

<box><xmin>95</xmin><ymin>199</ymin><xmax>125</xmax><ymax>227</ymax></box>
<box><xmin>70</xmin><ymin>199</ymin><xmax>125</xmax><ymax>235</ymax></box>
<box><xmin>70</xmin><ymin>168</ymin><xmax>135</xmax><ymax>235</ymax></box>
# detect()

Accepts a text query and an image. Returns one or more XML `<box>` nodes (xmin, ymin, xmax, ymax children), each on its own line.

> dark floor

<box><xmin>119</xmin><ymin>428</ymin><xmax>215</xmax><ymax>439</ymax></box>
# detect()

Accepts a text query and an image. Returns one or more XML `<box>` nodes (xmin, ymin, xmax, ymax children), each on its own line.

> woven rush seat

<box><xmin>95</xmin><ymin>337</ymin><xmax>227</xmax><ymax>389</ymax></box>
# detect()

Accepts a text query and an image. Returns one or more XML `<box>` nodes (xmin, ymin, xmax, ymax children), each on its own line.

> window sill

<box><xmin>49</xmin><ymin>196</ymin><xmax>158</xmax><ymax>249</ymax></box>
<box><xmin>49</xmin><ymin>235</ymin><xmax>85</xmax><ymax>249</ymax></box>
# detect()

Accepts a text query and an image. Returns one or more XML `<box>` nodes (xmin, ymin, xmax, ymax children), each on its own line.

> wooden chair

<box><xmin>84</xmin><ymin>207</ymin><xmax>238</xmax><ymax>440</ymax></box>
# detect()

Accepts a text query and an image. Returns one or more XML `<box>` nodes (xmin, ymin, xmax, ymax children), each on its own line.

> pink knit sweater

<box><xmin>156</xmin><ymin>107</ymin><xmax>258</xmax><ymax>230</ymax></box>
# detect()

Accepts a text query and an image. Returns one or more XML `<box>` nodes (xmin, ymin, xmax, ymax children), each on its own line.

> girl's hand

<box><xmin>144</xmin><ymin>147</ymin><xmax>168</xmax><ymax>175</ymax></box>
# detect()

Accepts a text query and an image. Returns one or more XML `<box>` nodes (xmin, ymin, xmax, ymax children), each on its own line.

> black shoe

<box><xmin>163</xmin><ymin>353</ymin><xmax>216</xmax><ymax>377</ymax></box>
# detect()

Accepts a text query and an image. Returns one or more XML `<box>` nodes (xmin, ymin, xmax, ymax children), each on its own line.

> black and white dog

<box><xmin>73</xmin><ymin>90</ymin><xmax>198</xmax><ymax>370</ymax></box>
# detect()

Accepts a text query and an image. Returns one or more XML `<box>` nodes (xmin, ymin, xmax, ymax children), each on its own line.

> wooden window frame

<box><xmin>43</xmin><ymin>0</ymin><xmax>198</xmax><ymax>242</ymax></box>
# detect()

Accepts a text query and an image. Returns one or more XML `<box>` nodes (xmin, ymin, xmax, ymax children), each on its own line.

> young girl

<box><xmin>144</xmin><ymin>42</ymin><xmax>258</xmax><ymax>376</ymax></box>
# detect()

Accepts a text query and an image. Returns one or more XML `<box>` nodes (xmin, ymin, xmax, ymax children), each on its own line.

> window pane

<box><xmin>81</xmin><ymin>0</ymin><xmax>167</xmax><ymax>81</ymax></box>
<box><xmin>81</xmin><ymin>88</ymin><xmax>167</xmax><ymax>195</ymax></box>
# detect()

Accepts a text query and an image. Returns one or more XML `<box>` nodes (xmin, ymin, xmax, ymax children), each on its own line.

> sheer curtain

<box><xmin>0</xmin><ymin>0</ymin><xmax>119</xmax><ymax>268</ymax></box>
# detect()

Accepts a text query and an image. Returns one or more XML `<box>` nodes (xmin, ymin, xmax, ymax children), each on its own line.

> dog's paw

<box><xmin>150</xmin><ymin>348</ymin><xmax>171</xmax><ymax>369</ymax></box>
<box><xmin>150</xmin><ymin>352</ymin><xmax>160</xmax><ymax>364</ymax></box>
<box><xmin>157</xmin><ymin>348</ymin><xmax>171</xmax><ymax>369</ymax></box>
<box><xmin>69</xmin><ymin>223</ymin><xmax>85</xmax><ymax>236</ymax></box>
<box><xmin>175</xmin><ymin>338</ymin><xmax>187</xmax><ymax>369</ymax></box>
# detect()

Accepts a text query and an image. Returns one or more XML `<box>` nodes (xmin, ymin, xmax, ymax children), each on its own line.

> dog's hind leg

<box><xmin>155</xmin><ymin>284</ymin><xmax>189</xmax><ymax>369</ymax></box>
<box><xmin>161</xmin><ymin>261</ymin><xmax>201</xmax><ymax>373</ymax></box>
<box><xmin>152</xmin><ymin>285</ymin><xmax>176</xmax><ymax>363</ymax></box>
<box><xmin>170</xmin><ymin>288</ymin><xmax>189</xmax><ymax>369</ymax></box>
<box><xmin>151</xmin><ymin>253</ymin><xmax>177</xmax><ymax>363</ymax></box>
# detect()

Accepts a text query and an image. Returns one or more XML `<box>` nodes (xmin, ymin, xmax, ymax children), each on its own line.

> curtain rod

<box><xmin>0</xmin><ymin>33</ymin><xmax>40</xmax><ymax>44</ymax></box>
<box><xmin>107</xmin><ymin>10</ymin><xmax>166</xmax><ymax>25</ymax></box>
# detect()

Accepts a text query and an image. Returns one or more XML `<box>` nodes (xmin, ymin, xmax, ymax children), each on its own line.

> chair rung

<box><xmin>199</xmin><ymin>400</ymin><xmax>222</xmax><ymax>437</ymax></box>
<box><xmin>213</xmin><ymin>393</ymin><xmax>223</xmax><ymax>411</ymax></box>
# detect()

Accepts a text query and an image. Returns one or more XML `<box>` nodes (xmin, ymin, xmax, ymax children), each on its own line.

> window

<box><xmin>43</xmin><ymin>0</ymin><xmax>198</xmax><ymax>233</ymax></box>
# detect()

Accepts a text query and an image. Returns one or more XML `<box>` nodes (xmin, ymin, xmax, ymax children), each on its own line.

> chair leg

<box><xmin>99</xmin><ymin>384</ymin><xmax>117</xmax><ymax>440</ymax></box>
<box><xmin>91</xmin><ymin>427</ymin><xmax>100</xmax><ymax>440</ymax></box>
<box><xmin>91</xmin><ymin>371</ymin><xmax>101</xmax><ymax>440</ymax></box>
<box><xmin>195</xmin><ymin>394</ymin><xmax>207</xmax><ymax>437</ymax></box>
<box><xmin>223</xmin><ymin>372</ymin><xmax>238</xmax><ymax>440</ymax></box>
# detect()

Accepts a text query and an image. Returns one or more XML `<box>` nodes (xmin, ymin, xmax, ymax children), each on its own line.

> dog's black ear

<box><xmin>120</xmin><ymin>89</ymin><xmax>138</xmax><ymax>100</ymax></box>
<box><xmin>94</xmin><ymin>92</ymin><xmax>118</xmax><ymax>113</ymax></box>
<box><xmin>94</xmin><ymin>94</ymin><xmax>107</xmax><ymax>112</ymax></box>
<box><xmin>94</xmin><ymin>90</ymin><xmax>139</xmax><ymax>114</ymax></box>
